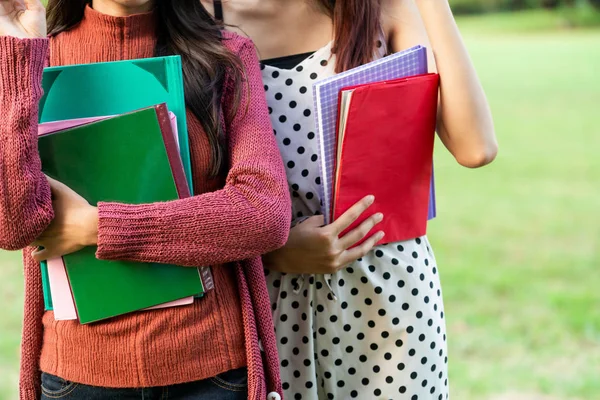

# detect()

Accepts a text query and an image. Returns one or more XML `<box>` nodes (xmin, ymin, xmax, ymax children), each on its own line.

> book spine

<box><xmin>166</xmin><ymin>56</ymin><xmax>194</xmax><ymax>195</ymax></box>
<box><xmin>154</xmin><ymin>103</ymin><xmax>191</xmax><ymax>199</ymax></box>
<box><xmin>200</xmin><ymin>267</ymin><xmax>215</xmax><ymax>292</ymax></box>
<box><xmin>155</xmin><ymin>102</ymin><xmax>214</xmax><ymax>295</ymax></box>
<box><xmin>41</xmin><ymin>261</ymin><xmax>53</xmax><ymax>310</ymax></box>
<box><xmin>313</xmin><ymin>85</ymin><xmax>331</xmax><ymax>224</ymax></box>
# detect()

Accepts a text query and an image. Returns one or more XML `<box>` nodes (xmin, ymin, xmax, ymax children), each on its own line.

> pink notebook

<box><xmin>39</xmin><ymin>112</ymin><xmax>193</xmax><ymax>321</ymax></box>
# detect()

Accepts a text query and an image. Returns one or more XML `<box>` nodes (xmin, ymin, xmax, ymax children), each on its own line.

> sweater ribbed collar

<box><xmin>80</xmin><ymin>4</ymin><xmax>156</xmax><ymax>42</ymax></box>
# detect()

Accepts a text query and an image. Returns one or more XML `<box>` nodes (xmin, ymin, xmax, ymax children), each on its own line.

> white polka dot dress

<box><xmin>261</xmin><ymin>41</ymin><xmax>449</xmax><ymax>400</ymax></box>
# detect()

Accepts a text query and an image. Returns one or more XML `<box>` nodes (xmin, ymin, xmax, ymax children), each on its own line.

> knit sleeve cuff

<box><xmin>95</xmin><ymin>201</ymin><xmax>164</xmax><ymax>261</ymax></box>
<box><xmin>0</xmin><ymin>36</ymin><xmax>48</xmax><ymax>99</ymax></box>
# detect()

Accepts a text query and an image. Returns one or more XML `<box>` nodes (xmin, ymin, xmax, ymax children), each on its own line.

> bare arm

<box><xmin>383</xmin><ymin>0</ymin><xmax>498</xmax><ymax>168</ymax></box>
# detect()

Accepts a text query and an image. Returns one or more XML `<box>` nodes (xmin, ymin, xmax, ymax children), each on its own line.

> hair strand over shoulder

<box><xmin>317</xmin><ymin>0</ymin><xmax>383</xmax><ymax>73</ymax></box>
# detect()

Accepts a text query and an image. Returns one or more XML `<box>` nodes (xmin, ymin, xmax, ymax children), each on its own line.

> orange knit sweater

<box><xmin>0</xmin><ymin>6</ymin><xmax>290</xmax><ymax>399</ymax></box>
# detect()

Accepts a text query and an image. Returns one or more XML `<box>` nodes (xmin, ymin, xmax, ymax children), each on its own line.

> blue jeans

<box><xmin>40</xmin><ymin>368</ymin><xmax>248</xmax><ymax>400</ymax></box>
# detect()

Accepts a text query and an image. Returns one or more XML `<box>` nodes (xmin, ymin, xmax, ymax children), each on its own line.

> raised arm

<box><xmin>94</xmin><ymin>39</ymin><xmax>292</xmax><ymax>267</ymax></box>
<box><xmin>383</xmin><ymin>0</ymin><xmax>498</xmax><ymax>168</ymax></box>
<box><xmin>0</xmin><ymin>1</ymin><xmax>53</xmax><ymax>250</ymax></box>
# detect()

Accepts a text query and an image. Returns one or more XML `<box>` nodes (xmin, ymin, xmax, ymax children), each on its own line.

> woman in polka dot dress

<box><xmin>205</xmin><ymin>0</ymin><xmax>497</xmax><ymax>399</ymax></box>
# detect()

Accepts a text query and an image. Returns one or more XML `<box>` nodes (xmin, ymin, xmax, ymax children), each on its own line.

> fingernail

<box><xmin>378</xmin><ymin>232</ymin><xmax>385</xmax><ymax>239</ymax></box>
<box><xmin>366</xmin><ymin>195</ymin><xmax>375</xmax><ymax>204</ymax></box>
<box><xmin>376</xmin><ymin>213</ymin><xmax>384</xmax><ymax>221</ymax></box>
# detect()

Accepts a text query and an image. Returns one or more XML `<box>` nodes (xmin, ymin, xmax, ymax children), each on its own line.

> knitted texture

<box><xmin>0</xmin><ymin>6</ymin><xmax>289</xmax><ymax>400</ymax></box>
<box><xmin>0</xmin><ymin>37</ymin><xmax>54</xmax><ymax>250</ymax></box>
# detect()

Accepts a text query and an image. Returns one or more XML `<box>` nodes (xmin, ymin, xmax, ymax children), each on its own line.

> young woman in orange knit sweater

<box><xmin>0</xmin><ymin>0</ymin><xmax>291</xmax><ymax>399</ymax></box>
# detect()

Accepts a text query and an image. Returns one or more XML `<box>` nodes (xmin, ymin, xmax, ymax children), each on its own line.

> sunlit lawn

<box><xmin>429</xmin><ymin>12</ymin><xmax>600</xmax><ymax>400</ymax></box>
<box><xmin>1</xmin><ymin>11</ymin><xmax>599</xmax><ymax>400</ymax></box>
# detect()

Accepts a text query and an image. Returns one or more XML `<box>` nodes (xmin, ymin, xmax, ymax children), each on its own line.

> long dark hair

<box><xmin>317</xmin><ymin>0</ymin><xmax>383</xmax><ymax>73</ymax></box>
<box><xmin>46</xmin><ymin>0</ymin><xmax>245</xmax><ymax>177</ymax></box>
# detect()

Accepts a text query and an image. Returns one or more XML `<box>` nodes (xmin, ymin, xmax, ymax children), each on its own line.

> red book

<box><xmin>333</xmin><ymin>73</ymin><xmax>440</xmax><ymax>245</ymax></box>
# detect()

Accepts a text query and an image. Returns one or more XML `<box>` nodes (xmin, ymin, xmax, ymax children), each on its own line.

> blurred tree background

<box><xmin>452</xmin><ymin>0</ymin><xmax>600</xmax><ymax>24</ymax></box>
<box><xmin>0</xmin><ymin>2</ymin><xmax>598</xmax><ymax>400</ymax></box>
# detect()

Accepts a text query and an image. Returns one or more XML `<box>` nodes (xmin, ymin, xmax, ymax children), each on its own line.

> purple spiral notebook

<box><xmin>312</xmin><ymin>45</ymin><xmax>436</xmax><ymax>224</ymax></box>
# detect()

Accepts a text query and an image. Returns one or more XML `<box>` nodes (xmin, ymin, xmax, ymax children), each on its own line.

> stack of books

<box><xmin>313</xmin><ymin>45</ymin><xmax>439</xmax><ymax>245</ymax></box>
<box><xmin>37</xmin><ymin>57</ymin><xmax>212</xmax><ymax>324</ymax></box>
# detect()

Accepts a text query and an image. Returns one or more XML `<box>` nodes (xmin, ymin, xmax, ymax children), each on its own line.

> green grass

<box><xmin>456</xmin><ymin>7</ymin><xmax>600</xmax><ymax>33</ymax></box>
<box><xmin>0</xmin><ymin>251</ymin><xmax>23</xmax><ymax>400</ymax></box>
<box><xmin>428</xmin><ymin>18</ymin><xmax>600</xmax><ymax>400</ymax></box>
<box><xmin>1</xmin><ymin>12</ymin><xmax>600</xmax><ymax>400</ymax></box>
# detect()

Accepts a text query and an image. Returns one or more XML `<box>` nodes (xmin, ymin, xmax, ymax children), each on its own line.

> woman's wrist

<box><xmin>262</xmin><ymin>249</ymin><xmax>280</xmax><ymax>271</ymax></box>
<box><xmin>82</xmin><ymin>206</ymin><xmax>99</xmax><ymax>247</ymax></box>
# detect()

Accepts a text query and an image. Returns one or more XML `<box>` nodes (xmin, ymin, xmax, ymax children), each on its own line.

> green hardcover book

<box><xmin>40</xmin><ymin>257</ymin><xmax>53</xmax><ymax>310</ymax></box>
<box><xmin>39</xmin><ymin>56</ymin><xmax>192</xmax><ymax>190</ymax></box>
<box><xmin>38</xmin><ymin>56</ymin><xmax>194</xmax><ymax>311</ymax></box>
<box><xmin>38</xmin><ymin>105</ymin><xmax>203</xmax><ymax>324</ymax></box>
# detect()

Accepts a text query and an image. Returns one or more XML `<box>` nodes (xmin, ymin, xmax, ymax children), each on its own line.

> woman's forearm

<box><xmin>96</xmin><ymin>40</ymin><xmax>292</xmax><ymax>267</ymax></box>
<box><xmin>413</xmin><ymin>0</ymin><xmax>498</xmax><ymax>167</ymax></box>
<box><xmin>0</xmin><ymin>37</ymin><xmax>54</xmax><ymax>250</ymax></box>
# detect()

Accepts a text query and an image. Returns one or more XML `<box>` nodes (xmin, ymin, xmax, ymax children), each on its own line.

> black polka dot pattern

<box><xmin>266</xmin><ymin>237</ymin><xmax>449</xmax><ymax>399</ymax></box>
<box><xmin>261</xmin><ymin>42</ymin><xmax>448</xmax><ymax>399</ymax></box>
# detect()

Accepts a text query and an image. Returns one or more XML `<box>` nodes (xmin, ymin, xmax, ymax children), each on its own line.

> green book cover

<box><xmin>38</xmin><ymin>107</ymin><xmax>203</xmax><ymax>324</ymax></box>
<box><xmin>38</xmin><ymin>56</ymin><xmax>192</xmax><ymax>190</ymax></box>
<box><xmin>38</xmin><ymin>56</ymin><xmax>194</xmax><ymax>311</ymax></box>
